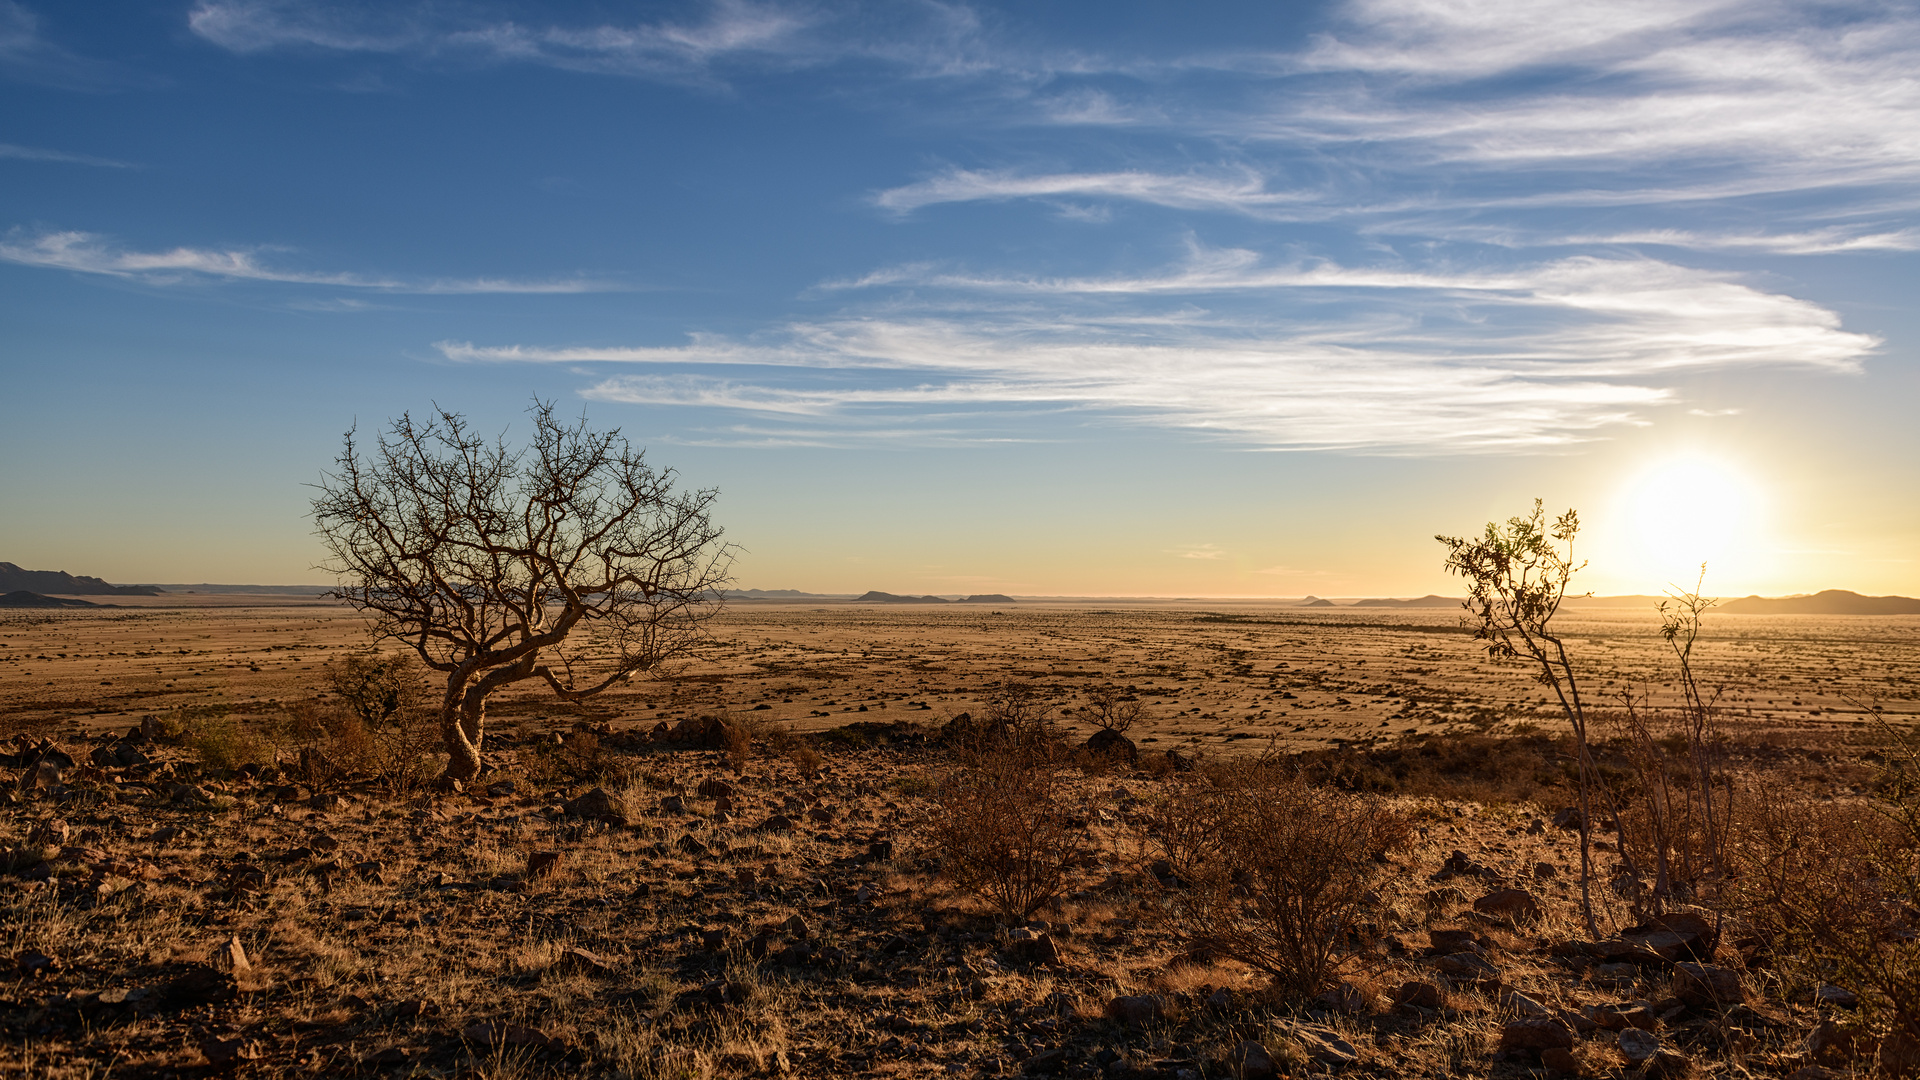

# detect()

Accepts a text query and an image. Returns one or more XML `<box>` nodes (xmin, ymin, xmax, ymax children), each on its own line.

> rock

<box><xmin>1880</xmin><ymin>1024</ymin><xmax>1920</xmax><ymax>1079</ymax></box>
<box><xmin>1474</xmin><ymin>887</ymin><xmax>1543</xmax><ymax>922</ymax></box>
<box><xmin>1500</xmin><ymin>1019</ymin><xmax>1576</xmax><ymax>1052</ymax></box>
<box><xmin>1434</xmin><ymin>951</ymin><xmax>1499</xmax><ymax>978</ymax></box>
<box><xmin>697</xmin><ymin>778</ymin><xmax>736</xmax><ymax>799</ymax></box>
<box><xmin>1501</xmin><ymin>990</ymin><xmax>1551</xmax><ymax>1018</ymax></box>
<box><xmin>1786</xmin><ymin>1068</ymin><xmax>1845</xmax><ymax>1080</ymax></box>
<box><xmin>1552</xmin><ymin>806</ymin><xmax>1584</xmax><ymax>830</ymax></box>
<box><xmin>1022</xmin><ymin>1047</ymin><xmax>1070</xmax><ymax>1074</ymax></box>
<box><xmin>199</xmin><ymin>1034</ymin><xmax>263</xmax><ymax>1067</ymax></box>
<box><xmin>1007</xmin><ymin>927</ymin><xmax>1061</xmax><ymax>965</ymax></box>
<box><xmin>14</xmin><ymin>949</ymin><xmax>58</xmax><ymax>976</ymax></box>
<box><xmin>1646</xmin><ymin>1049</ymin><xmax>1692</xmax><ymax>1078</ymax></box>
<box><xmin>1104</xmin><ymin>995</ymin><xmax>1165</xmax><ymax>1028</ymax></box>
<box><xmin>1813</xmin><ymin>984</ymin><xmax>1858</xmax><ymax>1008</ymax></box>
<box><xmin>554</xmin><ymin>946</ymin><xmax>616</xmax><ymax>976</ymax></box>
<box><xmin>563</xmin><ymin>787</ymin><xmax>629</xmax><ymax>825</ymax></box>
<box><xmin>1288</xmin><ymin>1023</ymin><xmax>1359</xmax><ymax>1065</ymax></box>
<box><xmin>1394</xmin><ymin>981</ymin><xmax>1442</xmax><ymax>1009</ymax></box>
<box><xmin>1541</xmin><ymin>1047</ymin><xmax>1582</xmax><ymax>1074</ymax></box>
<box><xmin>1429</xmin><ymin>928</ymin><xmax>1483</xmax><ymax>953</ymax></box>
<box><xmin>215</xmin><ymin>935</ymin><xmax>251</xmax><ymax>974</ymax></box>
<box><xmin>1085</xmin><ymin>728</ymin><xmax>1138</xmax><ymax>763</ymax></box>
<box><xmin>395</xmin><ymin>999</ymin><xmax>438</xmax><ymax>1018</ymax></box>
<box><xmin>676</xmin><ymin>834</ymin><xmax>710</xmax><ymax>856</ymax></box>
<box><xmin>659</xmin><ymin>794</ymin><xmax>687</xmax><ymax>813</ymax></box>
<box><xmin>1228</xmin><ymin>1040</ymin><xmax>1276</xmax><ymax>1080</ymax></box>
<box><xmin>485</xmin><ymin>779</ymin><xmax>516</xmax><ymax>797</ymax></box>
<box><xmin>26</xmin><ymin>818</ymin><xmax>69</xmax><ymax>846</ymax></box>
<box><xmin>1595</xmin><ymin>961</ymin><xmax>1640</xmax><ymax>979</ymax></box>
<box><xmin>1808</xmin><ymin>1020</ymin><xmax>1868</xmax><ymax>1065</ymax></box>
<box><xmin>1316</xmin><ymin>982</ymin><xmax>1370</xmax><ymax>1014</ymax></box>
<box><xmin>1618</xmin><ymin>1027</ymin><xmax>1660</xmax><ymax>1064</ymax></box>
<box><xmin>755</xmin><ymin>814</ymin><xmax>796</xmax><ymax>832</ymax></box>
<box><xmin>806</xmin><ymin>806</ymin><xmax>834</xmax><ymax>824</ymax></box>
<box><xmin>1534</xmin><ymin>861</ymin><xmax>1558</xmax><ymax>879</ymax></box>
<box><xmin>782</xmin><ymin>914</ymin><xmax>811</xmax><ymax>938</ymax></box>
<box><xmin>1590</xmin><ymin>1003</ymin><xmax>1656</xmax><ymax>1031</ymax></box>
<box><xmin>525</xmin><ymin>850</ymin><xmax>562</xmax><ymax>878</ymax></box>
<box><xmin>713</xmin><ymin>795</ymin><xmax>735</xmax><ymax>814</ymax></box>
<box><xmin>1673</xmin><ymin>962</ymin><xmax>1744</xmax><ymax>1009</ymax></box>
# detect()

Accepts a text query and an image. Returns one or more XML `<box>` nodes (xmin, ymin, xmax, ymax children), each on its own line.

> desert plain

<box><xmin>2</xmin><ymin>596</ymin><xmax>1918</xmax><ymax>1079</ymax></box>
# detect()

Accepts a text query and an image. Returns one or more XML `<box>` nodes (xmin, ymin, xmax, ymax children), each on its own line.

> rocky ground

<box><xmin>0</xmin><ymin>711</ymin><xmax>1894</xmax><ymax>1080</ymax></box>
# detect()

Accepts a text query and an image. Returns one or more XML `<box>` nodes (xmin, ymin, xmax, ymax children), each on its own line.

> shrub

<box><xmin>790</xmin><ymin>744</ymin><xmax>824</xmax><ymax>780</ymax></box>
<box><xmin>927</xmin><ymin>745</ymin><xmax>1089</xmax><ymax>920</ymax></box>
<box><xmin>1729</xmin><ymin>715</ymin><xmax>1920</xmax><ymax>1054</ymax></box>
<box><xmin>1144</xmin><ymin>757</ymin><xmax>1409</xmax><ymax>1000</ymax></box>
<box><xmin>192</xmin><ymin>711</ymin><xmax>275</xmax><ymax>773</ymax></box>
<box><xmin>1082</xmin><ymin>685</ymin><xmax>1144</xmax><ymax>735</ymax></box>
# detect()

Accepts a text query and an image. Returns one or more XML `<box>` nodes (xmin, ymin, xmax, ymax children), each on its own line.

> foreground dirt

<box><xmin>2</xmin><ymin>601</ymin><xmax>1915</xmax><ymax>1078</ymax></box>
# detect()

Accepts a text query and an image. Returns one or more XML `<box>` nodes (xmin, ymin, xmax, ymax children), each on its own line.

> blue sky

<box><xmin>3</xmin><ymin>0</ymin><xmax>1916</xmax><ymax>597</ymax></box>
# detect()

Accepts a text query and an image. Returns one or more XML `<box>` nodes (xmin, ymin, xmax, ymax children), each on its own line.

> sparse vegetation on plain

<box><xmin>3</xmin><ymin>555</ymin><xmax>1918</xmax><ymax>1078</ymax></box>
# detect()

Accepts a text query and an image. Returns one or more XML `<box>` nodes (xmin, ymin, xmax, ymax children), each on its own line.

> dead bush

<box><xmin>191</xmin><ymin>711</ymin><xmax>275</xmax><ymax>773</ymax></box>
<box><xmin>1083</xmin><ymin>684</ymin><xmax>1143</xmax><ymax>735</ymax></box>
<box><xmin>1729</xmin><ymin>716</ymin><xmax>1920</xmax><ymax>1051</ymax></box>
<box><xmin>927</xmin><ymin>745</ymin><xmax>1089</xmax><ymax>920</ymax></box>
<box><xmin>280</xmin><ymin>651</ymin><xmax>439</xmax><ymax>794</ymax></box>
<box><xmin>790</xmin><ymin>744</ymin><xmax>824</xmax><ymax>780</ymax></box>
<box><xmin>1143</xmin><ymin>757</ymin><xmax>1409</xmax><ymax>1000</ymax></box>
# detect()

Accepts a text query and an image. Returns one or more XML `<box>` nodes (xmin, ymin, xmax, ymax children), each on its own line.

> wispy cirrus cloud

<box><xmin>0</xmin><ymin>142</ymin><xmax>135</xmax><ymax>168</ymax></box>
<box><xmin>0</xmin><ymin>0</ymin><xmax>132</xmax><ymax>89</ymax></box>
<box><xmin>0</xmin><ymin>229</ymin><xmax>622</xmax><ymax>294</ymax></box>
<box><xmin>873</xmin><ymin>167</ymin><xmax>1314</xmax><ymax>217</ymax></box>
<box><xmin>436</xmin><ymin>250</ymin><xmax>1874</xmax><ymax>451</ymax></box>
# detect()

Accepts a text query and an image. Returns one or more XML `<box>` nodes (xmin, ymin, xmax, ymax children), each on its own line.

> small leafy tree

<box><xmin>312</xmin><ymin>401</ymin><xmax>734</xmax><ymax>780</ymax></box>
<box><xmin>1438</xmin><ymin>499</ymin><xmax>1630</xmax><ymax>934</ymax></box>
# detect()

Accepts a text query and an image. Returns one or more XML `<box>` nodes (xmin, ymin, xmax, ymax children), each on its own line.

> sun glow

<box><xmin>1619</xmin><ymin>456</ymin><xmax>1763</xmax><ymax>588</ymax></box>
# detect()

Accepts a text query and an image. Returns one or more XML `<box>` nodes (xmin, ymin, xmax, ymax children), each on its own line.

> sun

<box><xmin>1621</xmin><ymin>456</ymin><xmax>1761</xmax><ymax>586</ymax></box>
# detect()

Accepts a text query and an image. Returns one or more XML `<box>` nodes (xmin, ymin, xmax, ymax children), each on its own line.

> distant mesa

<box><xmin>854</xmin><ymin>591</ymin><xmax>1016</xmax><ymax>604</ymax></box>
<box><xmin>1352</xmin><ymin>594</ymin><xmax>1462</xmax><ymax>608</ymax></box>
<box><xmin>0</xmin><ymin>590</ymin><xmax>99</xmax><ymax>608</ymax></box>
<box><xmin>0</xmin><ymin>562</ymin><xmax>162</xmax><ymax>596</ymax></box>
<box><xmin>1720</xmin><ymin>590</ymin><xmax>1920</xmax><ymax>616</ymax></box>
<box><xmin>1300</xmin><ymin>596</ymin><xmax>1335</xmax><ymax>608</ymax></box>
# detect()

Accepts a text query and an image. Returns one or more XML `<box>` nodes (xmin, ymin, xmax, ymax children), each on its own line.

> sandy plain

<box><xmin>2</xmin><ymin>596</ymin><xmax>1916</xmax><ymax>748</ymax></box>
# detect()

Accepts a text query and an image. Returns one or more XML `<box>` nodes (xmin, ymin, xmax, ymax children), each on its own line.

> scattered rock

<box><xmin>1590</xmin><ymin>1003</ymin><xmax>1656</xmax><ymax>1031</ymax></box>
<box><xmin>1085</xmin><ymin>728</ymin><xmax>1138</xmax><ymax>763</ymax></box>
<box><xmin>1022</xmin><ymin>1046</ymin><xmax>1070</xmax><ymax>1074</ymax></box>
<box><xmin>1433</xmin><ymin>951</ymin><xmax>1499</xmax><ymax>978</ymax></box>
<box><xmin>1007</xmin><ymin>927</ymin><xmax>1061</xmax><ymax>965</ymax></box>
<box><xmin>563</xmin><ymin>787</ymin><xmax>629</xmax><ymax>825</ymax></box>
<box><xmin>1394</xmin><ymin>981</ymin><xmax>1442</xmax><ymax>1009</ymax></box>
<box><xmin>1500</xmin><ymin>1019</ymin><xmax>1576</xmax><ymax>1052</ymax></box>
<box><xmin>1288</xmin><ymin>1023</ymin><xmax>1359</xmax><ymax>1066</ymax></box>
<box><xmin>1429</xmin><ymin>928</ymin><xmax>1483</xmax><ymax>953</ymax></box>
<box><xmin>1618</xmin><ymin>1028</ymin><xmax>1660</xmax><ymax>1065</ymax></box>
<box><xmin>660</xmin><ymin>794</ymin><xmax>687</xmax><ymax>813</ymax></box>
<box><xmin>215</xmin><ymin>935</ymin><xmax>250</xmax><ymax>974</ymax></box>
<box><xmin>696</xmin><ymin>778</ymin><xmax>736</xmax><ymax>799</ymax></box>
<box><xmin>15</xmin><ymin>949</ymin><xmax>58</xmax><ymax>976</ymax></box>
<box><xmin>782</xmin><ymin>914</ymin><xmax>811</xmax><ymax>938</ymax></box>
<box><xmin>395</xmin><ymin>999</ymin><xmax>439</xmax><ymax>1019</ymax></box>
<box><xmin>1228</xmin><ymin>1040</ymin><xmax>1276</xmax><ymax>1080</ymax></box>
<box><xmin>1880</xmin><ymin>1024</ymin><xmax>1920</xmax><ymax>1079</ymax></box>
<box><xmin>1474</xmin><ymin>887</ymin><xmax>1543</xmax><ymax>922</ymax></box>
<box><xmin>1673</xmin><ymin>962</ymin><xmax>1744</xmax><ymax>1009</ymax></box>
<box><xmin>755</xmin><ymin>814</ymin><xmax>796</xmax><ymax>832</ymax></box>
<box><xmin>1552</xmin><ymin>806</ymin><xmax>1584</xmax><ymax>830</ymax></box>
<box><xmin>554</xmin><ymin>946</ymin><xmax>617</xmax><ymax>976</ymax></box>
<box><xmin>198</xmin><ymin>1034</ymin><xmax>263</xmax><ymax>1068</ymax></box>
<box><xmin>525</xmin><ymin>850</ymin><xmax>562</xmax><ymax>879</ymax></box>
<box><xmin>1813</xmin><ymin>984</ymin><xmax>1858</xmax><ymax>1008</ymax></box>
<box><xmin>676</xmin><ymin>834</ymin><xmax>710</xmax><ymax>856</ymax></box>
<box><xmin>1541</xmin><ymin>1047</ymin><xmax>1582</xmax><ymax>1075</ymax></box>
<box><xmin>1104</xmin><ymin>995</ymin><xmax>1165</xmax><ymax>1028</ymax></box>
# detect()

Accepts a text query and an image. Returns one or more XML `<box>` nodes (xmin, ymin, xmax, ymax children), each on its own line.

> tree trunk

<box><xmin>442</xmin><ymin>695</ymin><xmax>485</xmax><ymax>780</ymax></box>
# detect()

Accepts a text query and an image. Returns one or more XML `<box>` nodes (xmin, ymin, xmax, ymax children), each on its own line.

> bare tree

<box><xmin>311</xmin><ymin>401</ymin><xmax>734</xmax><ymax>781</ymax></box>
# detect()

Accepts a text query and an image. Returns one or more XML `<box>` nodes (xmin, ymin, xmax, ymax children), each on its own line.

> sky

<box><xmin>2</xmin><ymin>0</ymin><xmax>1917</xmax><ymax>598</ymax></box>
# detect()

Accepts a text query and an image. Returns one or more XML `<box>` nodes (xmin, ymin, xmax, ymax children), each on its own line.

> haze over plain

<box><xmin>2</xmin><ymin>0</ymin><xmax>1916</xmax><ymax>598</ymax></box>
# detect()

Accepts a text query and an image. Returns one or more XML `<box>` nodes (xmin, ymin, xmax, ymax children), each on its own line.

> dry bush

<box><xmin>927</xmin><ymin>744</ymin><xmax>1089</xmax><ymax>920</ymax></box>
<box><xmin>1143</xmin><ymin>757</ymin><xmax>1410</xmax><ymax>1000</ymax></box>
<box><xmin>190</xmin><ymin>710</ymin><xmax>276</xmax><ymax>773</ymax></box>
<box><xmin>721</xmin><ymin>718</ymin><xmax>753</xmax><ymax>773</ymax></box>
<box><xmin>278</xmin><ymin>651</ymin><xmax>440</xmax><ymax>794</ymax></box>
<box><xmin>789</xmin><ymin>744</ymin><xmax>824</xmax><ymax>780</ymax></box>
<box><xmin>1728</xmin><ymin>717</ymin><xmax>1920</xmax><ymax>1054</ymax></box>
<box><xmin>1083</xmin><ymin>684</ymin><xmax>1144</xmax><ymax>735</ymax></box>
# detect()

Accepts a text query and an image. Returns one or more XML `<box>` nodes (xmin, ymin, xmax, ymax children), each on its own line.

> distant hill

<box><xmin>137</xmin><ymin>583</ymin><xmax>331</xmax><ymax>596</ymax></box>
<box><xmin>855</xmin><ymin>591</ymin><xmax>952</xmax><ymax>604</ymax></box>
<box><xmin>1301</xmin><ymin>597</ymin><xmax>1335</xmax><ymax>608</ymax></box>
<box><xmin>0</xmin><ymin>590</ymin><xmax>100</xmax><ymax>608</ymax></box>
<box><xmin>0</xmin><ymin>562</ymin><xmax>162</xmax><ymax>596</ymax></box>
<box><xmin>956</xmin><ymin>594</ymin><xmax>1015</xmax><ymax>604</ymax></box>
<box><xmin>1721</xmin><ymin>590</ymin><xmax>1920</xmax><ymax>615</ymax></box>
<box><xmin>1352</xmin><ymin>594</ymin><xmax>1461</xmax><ymax>608</ymax></box>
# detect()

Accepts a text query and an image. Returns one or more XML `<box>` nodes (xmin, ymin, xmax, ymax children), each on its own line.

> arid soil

<box><xmin>2</xmin><ymin>600</ymin><xmax>1916</xmax><ymax>1079</ymax></box>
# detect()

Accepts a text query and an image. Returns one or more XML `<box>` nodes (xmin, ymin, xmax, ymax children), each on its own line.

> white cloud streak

<box><xmin>437</xmin><ymin>252</ymin><xmax>1874</xmax><ymax>452</ymax></box>
<box><xmin>0</xmin><ymin>229</ymin><xmax>621</xmax><ymax>293</ymax></box>
<box><xmin>0</xmin><ymin>142</ymin><xmax>134</xmax><ymax>168</ymax></box>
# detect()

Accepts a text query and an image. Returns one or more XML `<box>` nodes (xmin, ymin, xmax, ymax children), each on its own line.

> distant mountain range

<box><xmin>1719</xmin><ymin>590</ymin><xmax>1920</xmax><ymax>615</ymax></box>
<box><xmin>854</xmin><ymin>591</ymin><xmax>1015</xmax><ymax>604</ymax></box>
<box><xmin>0</xmin><ymin>590</ymin><xmax>102</xmax><ymax>608</ymax></box>
<box><xmin>1350</xmin><ymin>594</ymin><xmax>1460</xmax><ymax>608</ymax></box>
<box><xmin>0</xmin><ymin>562</ymin><xmax>161</xmax><ymax>596</ymax></box>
